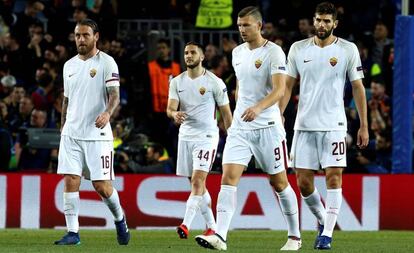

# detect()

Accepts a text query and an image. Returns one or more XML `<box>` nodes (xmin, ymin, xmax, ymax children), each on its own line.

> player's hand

<box><xmin>241</xmin><ymin>106</ymin><xmax>261</xmax><ymax>122</ymax></box>
<box><xmin>356</xmin><ymin>126</ymin><xmax>369</xmax><ymax>149</ymax></box>
<box><xmin>173</xmin><ymin>111</ymin><xmax>187</xmax><ymax>125</ymax></box>
<box><xmin>95</xmin><ymin>111</ymin><xmax>110</xmax><ymax>129</ymax></box>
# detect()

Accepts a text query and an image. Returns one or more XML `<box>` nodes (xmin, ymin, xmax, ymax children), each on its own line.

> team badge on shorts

<box><xmin>255</xmin><ymin>59</ymin><xmax>262</xmax><ymax>69</ymax></box>
<box><xmin>90</xmin><ymin>68</ymin><xmax>97</xmax><ymax>77</ymax></box>
<box><xmin>329</xmin><ymin>57</ymin><xmax>338</xmax><ymax>67</ymax></box>
<box><xmin>199</xmin><ymin>86</ymin><xmax>206</xmax><ymax>95</ymax></box>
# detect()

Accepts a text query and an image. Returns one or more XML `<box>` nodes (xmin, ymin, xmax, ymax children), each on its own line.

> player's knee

<box><xmin>273</xmin><ymin>182</ymin><xmax>288</xmax><ymax>192</ymax></box>
<box><xmin>191</xmin><ymin>177</ymin><xmax>205</xmax><ymax>191</ymax></box>
<box><xmin>221</xmin><ymin>176</ymin><xmax>238</xmax><ymax>186</ymax></box>
<box><xmin>326</xmin><ymin>175</ymin><xmax>342</xmax><ymax>189</ymax></box>
<box><xmin>297</xmin><ymin>179</ymin><xmax>314</xmax><ymax>196</ymax></box>
<box><xmin>93</xmin><ymin>183</ymin><xmax>113</xmax><ymax>198</ymax></box>
<box><xmin>64</xmin><ymin>175</ymin><xmax>80</xmax><ymax>191</ymax></box>
<box><xmin>269</xmin><ymin>178</ymin><xmax>288</xmax><ymax>192</ymax></box>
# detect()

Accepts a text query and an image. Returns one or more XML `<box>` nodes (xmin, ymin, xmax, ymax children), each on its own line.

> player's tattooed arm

<box><xmin>60</xmin><ymin>96</ymin><xmax>69</xmax><ymax>132</ymax></box>
<box><xmin>105</xmin><ymin>86</ymin><xmax>120</xmax><ymax>116</ymax></box>
<box><xmin>95</xmin><ymin>86</ymin><xmax>120</xmax><ymax>129</ymax></box>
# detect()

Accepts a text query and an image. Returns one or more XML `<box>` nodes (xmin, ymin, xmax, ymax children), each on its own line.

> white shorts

<box><xmin>176</xmin><ymin>138</ymin><xmax>219</xmax><ymax>177</ymax></box>
<box><xmin>57</xmin><ymin>135</ymin><xmax>115</xmax><ymax>181</ymax></box>
<box><xmin>290</xmin><ymin>130</ymin><xmax>347</xmax><ymax>170</ymax></box>
<box><xmin>222</xmin><ymin>126</ymin><xmax>288</xmax><ymax>174</ymax></box>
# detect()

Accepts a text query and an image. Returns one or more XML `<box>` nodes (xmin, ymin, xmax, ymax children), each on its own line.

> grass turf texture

<box><xmin>0</xmin><ymin>229</ymin><xmax>413</xmax><ymax>252</ymax></box>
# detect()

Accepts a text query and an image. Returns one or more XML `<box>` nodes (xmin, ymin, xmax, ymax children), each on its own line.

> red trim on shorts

<box><xmin>110</xmin><ymin>151</ymin><xmax>113</xmax><ymax>180</ymax></box>
<box><xmin>282</xmin><ymin>140</ymin><xmax>288</xmax><ymax>169</ymax></box>
<box><xmin>209</xmin><ymin>149</ymin><xmax>216</xmax><ymax>171</ymax></box>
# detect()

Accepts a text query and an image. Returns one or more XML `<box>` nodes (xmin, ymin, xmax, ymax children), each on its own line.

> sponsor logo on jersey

<box><xmin>223</xmin><ymin>88</ymin><xmax>227</xmax><ymax>92</ymax></box>
<box><xmin>329</xmin><ymin>57</ymin><xmax>338</xmax><ymax>67</ymax></box>
<box><xmin>199</xmin><ymin>86</ymin><xmax>206</xmax><ymax>95</ymax></box>
<box><xmin>90</xmin><ymin>68</ymin><xmax>97</xmax><ymax>77</ymax></box>
<box><xmin>357</xmin><ymin>66</ymin><xmax>363</xmax><ymax>71</ymax></box>
<box><xmin>278</xmin><ymin>66</ymin><xmax>286</xmax><ymax>70</ymax></box>
<box><xmin>255</xmin><ymin>59</ymin><xmax>262</xmax><ymax>69</ymax></box>
<box><xmin>112</xmin><ymin>73</ymin><xmax>119</xmax><ymax>78</ymax></box>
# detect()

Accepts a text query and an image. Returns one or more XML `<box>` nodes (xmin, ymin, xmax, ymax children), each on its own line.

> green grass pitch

<box><xmin>0</xmin><ymin>229</ymin><xmax>413</xmax><ymax>252</ymax></box>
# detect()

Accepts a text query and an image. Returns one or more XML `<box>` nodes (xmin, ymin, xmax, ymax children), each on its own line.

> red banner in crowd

<box><xmin>0</xmin><ymin>173</ymin><xmax>413</xmax><ymax>230</ymax></box>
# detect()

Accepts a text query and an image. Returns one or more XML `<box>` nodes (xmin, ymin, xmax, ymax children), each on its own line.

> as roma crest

<box><xmin>255</xmin><ymin>59</ymin><xmax>262</xmax><ymax>69</ymax></box>
<box><xmin>199</xmin><ymin>86</ymin><xmax>206</xmax><ymax>95</ymax></box>
<box><xmin>329</xmin><ymin>57</ymin><xmax>338</xmax><ymax>67</ymax></box>
<box><xmin>90</xmin><ymin>68</ymin><xmax>97</xmax><ymax>77</ymax></box>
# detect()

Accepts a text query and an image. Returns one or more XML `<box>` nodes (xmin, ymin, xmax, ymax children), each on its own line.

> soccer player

<box><xmin>54</xmin><ymin>19</ymin><xmax>130</xmax><ymax>245</ymax></box>
<box><xmin>167</xmin><ymin>42</ymin><xmax>233</xmax><ymax>239</ymax></box>
<box><xmin>280</xmin><ymin>2</ymin><xmax>369</xmax><ymax>250</ymax></box>
<box><xmin>195</xmin><ymin>7</ymin><xmax>301</xmax><ymax>251</ymax></box>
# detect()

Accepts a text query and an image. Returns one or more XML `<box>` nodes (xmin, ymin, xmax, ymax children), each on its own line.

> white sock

<box><xmin>216</xmin><ymin>185</ymin><xmax>237</xmax><ymax>241</ymax></box>
<box><xmin>276</xmin><ymin>185</ymin><xmax>301</xmax><ymax>238</ymax></box>
<box><xmin>322</xmin><ymin>188</ymin><xmax>342</xmax><ymax>237</ymax></box>
<box><xmin>200</xmin><ymin>191</ymin><xmax>217</xmax><ymax>230</ymax></box>
<box><xmin>102</xmin><ymin>189</ymin><xmax>124</xmax><ymax>222</ymax></box>
<box><xmin>182</xmin><ymin>195</ymin><xmax>203</xmax><ymax>229</ymax></box>
<box><xmin>302</xmin><ymin>188</ymin><xmax>326</xmax><ymax>226</ymax></box>
<box><xmin>64</xmin><ymin>192</ymin><xmax>79</xmax><ymax>233</ymax></box>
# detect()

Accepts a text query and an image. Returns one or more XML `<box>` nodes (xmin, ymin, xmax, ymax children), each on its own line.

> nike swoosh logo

<box><xmin>103</xmin><ymin>172</ymin><xmax>109</xmax><ymax>175</ymax></box>
<box><xmin>68</xmin><ymin>73</ymin><xmax>76</xmax><ymax>77</ymax></box>
<box><xmin>336</xmin><ymin>158</ymin><xmax>344</xmax><ymax>161</ymax></box>
<box><xmin>303</xmin><ymin>60</ymin><xmax>312</xmax><ymax>63</ymax></box>
<box><xmin>235</xmin><ymin>63</ymin><xmax>241</xmax><ymax>66</ymax></box>
<box><xmin>275</xmin><ymin>164</ymin><xmax>281</xmax><ymax>169</ymax></box>
<box><xmin>178</xmin><ymin>90</ymin><xmax>185</xmax><ymax>93</ymax></box>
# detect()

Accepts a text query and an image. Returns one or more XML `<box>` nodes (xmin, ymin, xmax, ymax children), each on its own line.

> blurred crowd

<box><xmin>0</xmin><ymin>0</ymin><xmax>396</xmax><ymax>173</ymax></box>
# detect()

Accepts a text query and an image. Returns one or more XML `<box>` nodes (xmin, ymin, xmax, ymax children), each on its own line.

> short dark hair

<box><xmin>185</xmin><ymin>41</ymin><xmax>204</xmax><ymax>53</ymax></box>
<box><xmin>148</xmin><ymin>143</ymin><xmax>164</xmax><ymax>156</ymax></box>
<box><xmin>315</xmin><ymin>2</ymin><xmax>337</xmax><ymax>20</ymax></box>
<box><xmin>77</xmin><ymin>19</ymin><xmax>99</xmax><ymax>34</ymax></box>
<box><xmin>157</xmin><ymin>38</ymin><xmax>170</xmax><ymax>47</ymax></box>
<box><xmin>238</xmin><ymin>6</ymin><xmax>262</xmax><ymax>22</ymax></box>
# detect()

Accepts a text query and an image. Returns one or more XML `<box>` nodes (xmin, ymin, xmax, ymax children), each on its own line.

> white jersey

<box><xmin>61</xmin><ymin>50</ymin><xmax>120</xmax><ymax>140</ymax></box>
<box><xmin>168</xmin><ymin>69</ymin><xmax>229</xmax><ymax>141</ymax></box>
<box><xmin>231</xmin><ymin>41</ymin><xmax>287</xmax><ymax>130</ymax></box>
<box><xmin>287</xmin><ymin>37</ymin><xmax>364</xmax><ymax>131</ymax></box>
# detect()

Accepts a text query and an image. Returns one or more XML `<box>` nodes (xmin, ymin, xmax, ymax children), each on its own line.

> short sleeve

<box><xmin>104</xmin><ymin>57</ymin><xmax>120</xmax><ymax>87</ymax></box>
<box><xmin>213</xmin><ymin>78</ymin><xmax>230</xmax><ymax>106</ymax></box>
<box><xmin>286</xmin><ymin>43</ymin><xmax>299</xmax><ymax>78</ymax></box>
<box><xmin>168</xmin><ymin>78</ymin><xmax>179</xmax><ymax>101</ymax></box>
<box><xmin>270</xmin><ymin>46</ymin><xmax>287</xmax><ymax>75</ymax></box>
<box><xmin>347</xmin><ymin>43</ymin><xmax>364</xmax><ymax>82</ymax></box>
